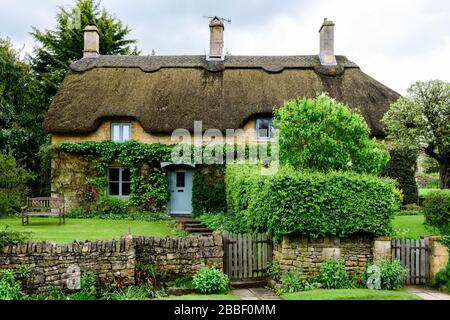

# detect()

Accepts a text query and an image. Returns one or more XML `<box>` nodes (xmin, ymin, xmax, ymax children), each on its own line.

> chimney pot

<box><xmin>207</xmin><ymin>17</ymin><xmax>224</xmax><ymax>60</ymax></box>
<box><xmin>319</xmin><ymin>18</ymin><xmax>336</xmax><ymax>66</ymax></box>
<box><xmin>83</xmin><ymin>26</ymin><xmax>99</xmax><ymax>58</ymax></box>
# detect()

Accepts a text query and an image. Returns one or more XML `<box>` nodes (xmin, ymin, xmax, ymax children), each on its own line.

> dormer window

<box><xmin>111</xmin><ymin>123</ymin><xmax>131</xmax><ymax>142</ymax></box>
<box><xmin>256</xmin><ymin>118</ymin><xmax>274</xmax><ymax>140</ymax></box>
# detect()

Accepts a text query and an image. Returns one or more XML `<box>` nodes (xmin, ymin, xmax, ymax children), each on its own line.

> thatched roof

<box><xmin>44</xmin><ymin>55</ymin><xmax>400</xmax><ymax>137</ymax></box>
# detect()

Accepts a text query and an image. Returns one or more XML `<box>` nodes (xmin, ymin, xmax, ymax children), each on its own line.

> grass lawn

<box><xmin>281</xmin><ymin>289</ymin><xmax>421</xmax><ymax>300</ymax></box>
<box><xmin>0</xmin><ymin>217</ymin><xmax>176</xmax><ymax>242</ymax></box>
<box><xmin>419</xmin><ymin>188</ymin><xmax>440</xmax><ymax>197</ymax></box>
<box><xmin>392</xmin><ymin>214</ymin><xmax>437</xmax><ymax>239</ymax></box>
<box><xmin>157</xmin><ymin>294</ymin><xmax>240</xmax><ymax>300</ymax></box>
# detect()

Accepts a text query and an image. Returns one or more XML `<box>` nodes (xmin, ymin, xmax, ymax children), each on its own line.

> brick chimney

<box><xmin>208</xmin><ymin>17</ymin><xmax>224</xmax><ymax>60</ymax></box>
<box><xmin>83</xmin><ymin>26</ymin><xmax>99</xmax><ymax>58</ymax></box>
<box><xmin>319</xmin><ymin>18</ymin><xmax>336</xmax><ymax>66</ymax></box>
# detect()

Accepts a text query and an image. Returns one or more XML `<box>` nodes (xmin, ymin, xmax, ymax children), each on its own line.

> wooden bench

<box><xmin>21</xmin><ymin>197</ymin><xmax>65</xmax><ymax>225</ymax></box>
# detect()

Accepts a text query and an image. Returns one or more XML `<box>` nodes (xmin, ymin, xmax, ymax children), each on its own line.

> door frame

<box><xmin>161</xmin><ymin>162</ymin><xmax>195</xmax><ymax>215</ymax></box>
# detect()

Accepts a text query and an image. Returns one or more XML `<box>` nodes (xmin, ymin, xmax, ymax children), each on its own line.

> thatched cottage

<box><xmin>44</xmin><ymin>18</ymin><xmax>400</xmax><ymax>215</ymax></box>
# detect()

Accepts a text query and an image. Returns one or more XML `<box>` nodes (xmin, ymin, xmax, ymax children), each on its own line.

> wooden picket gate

<box><xmin>222</xmin><ymin>232</ymin><xmax>272</xmax><ymax>279</ymax></box>
<box><xmin>391</xmin><ymin>238</ymin><xmax>429</xmax><ymax>284</ymax></box>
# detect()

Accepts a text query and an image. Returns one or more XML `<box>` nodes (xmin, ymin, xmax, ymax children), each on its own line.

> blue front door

<box><xmin>168</xmin><ymin>167</ymin><xmax>193</xmax><ymax>215</ymax></box>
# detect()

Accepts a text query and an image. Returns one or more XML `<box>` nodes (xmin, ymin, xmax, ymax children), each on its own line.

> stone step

<box><xmin>185</xmin><ymin>227</ymin><xmax>214</xmax><ymax>233</ymax></box>
<box><xmin>230</xmin><ymin>278</ymin><xmax>269</xmax><ymax>289</ymax></box>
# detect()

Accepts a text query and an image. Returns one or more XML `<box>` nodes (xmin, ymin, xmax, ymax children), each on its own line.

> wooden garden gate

<box><xmin>223</xmin><ymin>232</ymin><xmax>272</xmax><ymax>279</ymax></box>
<box><xmin>391</xmin><ymin>238</ymin><xmax>429</xmax><ymax>284</ymax></box>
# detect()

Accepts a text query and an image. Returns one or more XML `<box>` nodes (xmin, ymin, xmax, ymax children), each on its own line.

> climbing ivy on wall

<box><xmin>55</xmin><ymin>141</ymin><xmax>273</xmax><ymax>211</ymax></box>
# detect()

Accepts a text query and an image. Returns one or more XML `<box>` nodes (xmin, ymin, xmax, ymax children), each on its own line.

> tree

<box><xmin>0</xmin><ymin>149</ymin><xmax>34</xmax><ymax>215</ymax></box>
<box><xmin>383</xmin><ymin>80</ymin><xmax>450</xmax><ymax>189</ymax></box>
<box><xmin>0</xmin><ymin>38</ymin><xmax>49</xmax><ymax>194</ymax></box>
<box><xmin>274</xmin><ymin>94</ymin><xmax>390</xmax><ymax>174</ymax></box>
<box><xmin>30</xmin><ymin>0</ymin><xmax>139</xmax><ymax>101</ymax></box>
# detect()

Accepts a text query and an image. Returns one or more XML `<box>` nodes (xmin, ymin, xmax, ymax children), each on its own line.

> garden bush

<box><xmin>192</xmin><ymin>267</ymin><xmax>229</xmax><ymax>294</ymax></box>
<box><xmin>377</xmin><ymin>258</ymin><xmax>407</xmax><ymax>290</ymax></box>
<box><xmin>192</xmin><ymin>165</ymin><xmax>227</xmax><ymax>215</ymax></box>
<box><xmin>381</xmin><ymin>147</ymin><xmax>418</xmax><ymax>205</ymax></box>
<box><xmin>434</xmin><ymin>261</ymin><xmax>450</xmax><ymax>292</ymax></box>
<box><xmin>315</xmin><ymin>259</ymin><xmax>350</xmax><ymax>289</ymax></box>
<box><xmin>0</xmin><ymin>226</ymin><xmax>32</xmax><ymax>249</ymax></box>
<box><xmin>422</xmin><ymin>190</ymin><xmax>450</xmax><ymax>235</ymax></box>
<box><xmin>226</xmin><ymin>164</ymin><xmax>399</xmax><ymax>238</ymax></box>
<box><xmin>277</xmin><ymin>268</ymin><xmax>316</xmax><ymax>294</ymax></box>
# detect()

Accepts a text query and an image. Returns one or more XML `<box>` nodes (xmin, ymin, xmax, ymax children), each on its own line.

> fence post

<box><xmin>373</xmin><ymin>237</ymin><xmax>392</xmax><ymax>262</ymax></box>
<box><xmin>425</xmin><ymin>236</ymin><xmax>449</xmax><ymax>284</ymax></box>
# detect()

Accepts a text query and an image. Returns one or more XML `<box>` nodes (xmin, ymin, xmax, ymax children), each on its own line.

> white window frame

<box><xmin>110</xmin><ymin>122</ymin><xmax>131</xmax><ymax>143</ymax></box>
<box><xmin>255</xmin><ymin>118</ymin><xmax>274</xmax><ymax>141</ymax></box>
<box><xmin>107</xmin><ymin>167</ymin><xmax>131</xmax><ymax>198</ymax></box>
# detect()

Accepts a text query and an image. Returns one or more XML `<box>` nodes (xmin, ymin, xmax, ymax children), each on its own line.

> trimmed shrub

<box><xmin>192</xmin><ymin>267</ymin><xmax>229</xmax><ymax>294</ymax></box>
<box><xmin>422</xmin><ymin>190</ymin><xmax>450</xmax><ymax>235</ymax></box>
<box><xmin>381</xmin><ymin>147</ymin><xmax>418</xmax><ymax>205</ymax></box>
<box><xmin>434</xmin><ymin>261</ymin><xmax>450</xmax><ymax>292</ymax></box>
<box><xmin>315</xmin><ymin>259</ymin><xmax>349</xmax><ymax>289</ymax></box>
<box><xmin>226</xmin><ymin>164</ymin><xmax>399</xmax><ymax>238</ymax></box>
<box><xmin>377</xmin><ymin>259</ymin><xmax>407</xmax><ymax>290</ymax></box>
<box><xmin>192</xmin><ymin>165</ymin><xmax>227</xmax><ymax>215</ymax></box>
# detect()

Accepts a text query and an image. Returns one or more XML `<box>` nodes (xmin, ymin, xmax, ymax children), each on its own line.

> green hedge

<box><xmin>192</xmin><ymin>165</ymin><xmax>227</xmax><ymax>215</ymax></box>
<box><xmin>423</xmin><ymin>190</ymin><xmax>450</xmax><ymax>235</ymax></box>
<box><xmin>381</xmin><ymin>147</ymin><xmax>418</xmax><ymax>205</ymax></box>
<box><xmin>226</xmin><ymin>164</ymin><xmax>399</xmax><ymax>238</ymax></box>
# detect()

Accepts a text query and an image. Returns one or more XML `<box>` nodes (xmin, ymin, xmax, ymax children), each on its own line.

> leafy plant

<box><xmin>276</xmin><ymin>268</ymin><xmax>315</xmax><ymax>294</ymax></box>
<box><xmin>226</xmin><ymin>164</ymin><xmax>399</xmax><ymax>239</ymax></box>
<box><xmin>0</xmin><ymin>270</ymin><xmax>24</xmax><ymax>300</ymax></box>
<box><xmin>107</xmin><ymin>286</ymin><xmax>153</xmax><ymax>300</ymax></box>
<box><xmin>422</xmin><ymin>190</ymin><xmax>450</xmax><ymax>235</ymax></box>
<box><xmin>69</xmin><ymin>272</ymin><xmax>97</xmax><ymax>300</ymax></box>
<box><xmin>192</xmin><ymin>267</ymin><xmax>229</xmax><ymax>294</ymax></box>
<box><xmin>377</xmin><ymin>258</ymin><xmax>407</xmax><ymax>290</ymax></box>
<box><xmin>315</xmin><ymin>259</ymin><xmax>350</xmax><ymax>289</ymax></box>
<box><xmin>169</xmin><ymin>276</ymin><xmax>194</xmax><ymax>289</ymax></box>
<box><xmin>434</xmin><ymin>261</ymin><xmax>450</xmax><ymax>292</ymax></box>
<box><xmin>192</xmin><ymin>165</ymin><xmax>227</xmax><ymax>215</ymax></box>
<box><xmin>267</xmin><ymin>260</ymin><xmax>281</xmax><ymax>281</ymax></box>
<box><xmin>135</xmin><ymin>262</ymin><xmax>167</xmax><ymax>286</ymax></box>
<box><xmin>274</xmin><ymin>94</ymin><xmax>390</xmax><ymax>174</ymax></box>
<box><xmin>0</xmin><ymin>226</ymin><xmax>32</xmax><ymax>249</ymax></box>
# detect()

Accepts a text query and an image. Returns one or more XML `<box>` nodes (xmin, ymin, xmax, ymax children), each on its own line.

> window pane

<box><xmin>122</xmin><ymin>125</ymin><xmax>131</xmax><ymax>142</ymax></box>
<box><xmin>121</xmin><ymin>168</ymin><xmax>131</xmax><ymax>182</ymax></box>
<box><xmin>109</xmin><ymin>182</ymin><xmax>120</xmax><ymax>195</ymax></box>
<box><xmin>121</xmin><ymin>182</ymin><xmax>131</xmax><ymax>196</ymax></box>
<box><xmin>111</xmin><ymin>125</ymin><xmax>121</xmax><ymax>142</ymax></box>
<box><xmin>176</xmin><ymin>172</ymin><xmax>185</xmax><ymax>188</ymax></box>
<box><xmin>108</xmin><ymin>168</ymin><xmax>120</xmax><ymax>181</ymax></box>
<box><xmin>258</xmin><ymin>119</ymin><xmax>270</xmax><ymax>139</ymax></box>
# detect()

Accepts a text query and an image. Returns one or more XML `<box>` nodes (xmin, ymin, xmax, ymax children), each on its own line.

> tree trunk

<box><xmin>439</xmin><ymin>159</ymin><xmax>450</xmax><ymax>189</ymax></box>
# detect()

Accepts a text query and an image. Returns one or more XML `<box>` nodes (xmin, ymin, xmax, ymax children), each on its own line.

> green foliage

<box><xmin>0</xmin><ymin>226</ymin><xmax>32</xmax><ymax>249</ymax></box>
<box><xmin>421</xmin><ymin>154</ymin><xmax>440</xmax><ymax>174</ymax></box>
<box><xmin>381</xmin><ymin>147</ymin><xmax>419</xmax><ymax>205</ymax></box>
<box><xmin>434</xmin><ymin>261</ymin><xmax>450</xmax><ymax>292</ymax></box>
<box><xmin>192</xmin><ymin>165</ymin><xmax>227</xmax><ymax>215</ymax></box>
<box><xmin>0</xmin><ymin>270</ymin><xmax>24</xmax><ymax>300</ymax></box>
<box><xmin>192</xmin><ymin>267</ymin><xmax>229</xmax><ymax>294</ymax></box>
<box><xmin>422</xmin><ymin>190</ymin><xmax>450</xmax><ymax>235</ymax></box>
<box><xmin>0</xmin><ymin>38</ymin><xmax>49</xmax><ymax>195</ymax></box>
<box><xmin>30</xmin><ymin>0</ymin><xmax>138</xmax><ymax>101</ymax></box>
<box><xmin>274</xmin><ymin>94</ymin><xmax>390</xmax><ymax>174</ymax></box>
<box><xmin>226</xmin><ymin>164</ymin><xmax>399</xmax><ymax>238</ymax></box>
<box><xmin>69</xmin><ymin>272</ymin><xmax>97</xmax><ymax>300</ymax></box>
<box><xmin>316</xmin><ymin>259</ymin><xmax>350</xmax><ymax>289</ymax></box>
<box><xmin>168</xmin><ymin>276</ymin><xmax>194</xmax><ymax>289</ymax></box>
<box><xmin>266</xmin><ymin>260</ymin><xmax>282</xmax><ymax>281</ymax></box>
<box><xmin>276</xmin><ymin>268</ymin><xmax>316</xmax><ymax>294</ymax></box>
<box><xmin>135</xmin><ymin>262</ymin><xmax>167</xmax><ymax>286</ymax></box>
<box><xmin>383</xmin><ymin>80</ymin><xmax>450</xmax><ymax>188</ymax></box>
<box><xmin>423</xmin><ymin>178</ymin><xmax>440</xmax><ymax>189</ymax></box>
<box><xmin>106</xmin><ymin>285</ymin><xmax>153</xmax><ymax>300</ymax></box>
<box><xmin>0</xmin><ymin>150</ymin><xmax>34</xmax><ymax>215</ymax></box>
<box><xmin>376</xmin><ymin>259</ymin><xmax>407</xmax><ymax>290</ymax></box>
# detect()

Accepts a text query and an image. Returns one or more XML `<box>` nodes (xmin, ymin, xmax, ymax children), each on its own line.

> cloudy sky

<box><xmin>1</xmin><ymin>0</ymin><xmax>449</xmax><ymax>94</ymax></box>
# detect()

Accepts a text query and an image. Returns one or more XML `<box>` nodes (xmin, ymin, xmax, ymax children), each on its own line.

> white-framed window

<box><xmin>108</xmin><ymin>167</ymin><xmax>131</xmax><ymax>197</ymax></box>
<box><xmin>256</xmin><ymin>118</ymin><xmax>274</xmax><ymax>140</ymax></box>
<box><xmin>111</xmin><ymin>123</ymin><xmax>131</xmax><ymax>142</ymax></box>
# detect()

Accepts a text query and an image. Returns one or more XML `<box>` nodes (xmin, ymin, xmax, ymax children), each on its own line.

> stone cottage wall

<box><xmin>0</xmin><ymin>236</ymin><xmax>135</xmax><ymax>293</ymax></box>
<box><xmin>273</xmin><ymin>235</ymin><xmax>374</xmax><ymax>276</ymax></box>
<box><xmin>0</xmin><ymin>233</ymin><xmax>224</xmax><ymax>293</ymax></box>
<box><xmin>134</xmin><ymin>233</ymin><xmax>224</xmax><ymax>277</ymax></box>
